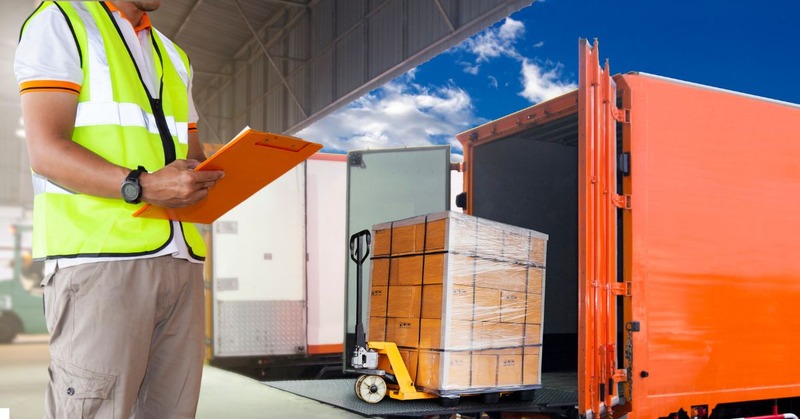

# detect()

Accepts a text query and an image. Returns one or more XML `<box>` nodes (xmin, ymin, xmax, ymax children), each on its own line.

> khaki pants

<box><xmin>42</xmin><ymin>257</ymin><xmax>205</xmax><ymax>419</ymax></box>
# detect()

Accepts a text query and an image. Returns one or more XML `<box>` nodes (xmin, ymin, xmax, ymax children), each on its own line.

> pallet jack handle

<box><xmin>350</xmin><ymin>230</ymin><xmax>371</xmax><ymax>351</ymax></box>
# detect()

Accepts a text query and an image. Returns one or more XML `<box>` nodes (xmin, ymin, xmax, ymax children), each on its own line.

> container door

<box><xmin>211</xmin><ymin>165</ymin><xmax>307</xmax><ymax>358</ymax></box>
<box><xmin>343</xmin><ymin>146</ymin><xmax>451</xmax><ymax>370</ymax></box>
<box><xmin>578</xmin><ymin>39</ymin><xmax>625</xmax><ymax>418</ymax></box>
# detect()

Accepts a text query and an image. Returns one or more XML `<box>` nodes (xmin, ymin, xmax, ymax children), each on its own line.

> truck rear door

<box><xmin>343</xmin><ymin>146</ymin><xmax>452</xmax><ymax>369</ymax></box>
<box><xmin>578</xmin><ymin>38</ymin><xmax>628</xmax><ymax>418</ymax></box>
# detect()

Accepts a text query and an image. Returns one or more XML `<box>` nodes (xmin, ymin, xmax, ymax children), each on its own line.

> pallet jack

<box><xmin>349</xmin><ymin>230</ymin><xmax>438</xmax><ymax>404</ymax></box>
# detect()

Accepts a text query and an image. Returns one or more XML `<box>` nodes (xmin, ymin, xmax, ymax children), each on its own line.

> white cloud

<box><xmin>455</xmin><ymin>17</ymin><xmax>525</xmax><ymax>74</ymax></box>
<box><xmin>488</xmin><ymin>75</ymin><xmax>498</xmax><ymax>88</ymax></box>
<box><xmin>519</xmin><ymin>59</ymin><xmax>577</xmax><ymax>103</ymax></box>
<box><xmin>533</xmin><ymin>41</ymin><xmax>544</xmax><ymax>48</ymax></box>
<box><xmin>296</xmin><ymin>77</ymin><xmax>480</xmax><ymax>155</ymax></box>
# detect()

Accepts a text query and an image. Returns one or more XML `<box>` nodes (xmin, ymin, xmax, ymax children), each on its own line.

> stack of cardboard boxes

<box><xmin>368</xmin><ymin>211</ymin><xmax>547</xmax><ymax>393</ymax></box>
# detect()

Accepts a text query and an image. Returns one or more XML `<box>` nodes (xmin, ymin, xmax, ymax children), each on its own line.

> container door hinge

<box><xmin>611</xmin><ymin>193</ymin><xmax>631</xmax><ymax>209</ymax></box>
<box><xmin>612</xmin><ymin>106</ymin><xmax>631</xmax><ymax>124</ymax></box>
<box><xmin>612</xmin><ymin>282</ymin><xmax>632</xmax><ymax>296</ymax></box>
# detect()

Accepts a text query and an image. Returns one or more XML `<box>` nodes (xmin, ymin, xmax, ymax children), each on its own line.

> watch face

<box><xmin>122</xmin><ymin>182</ymin><xmax>139</xmax><ymax>201</ymax></box>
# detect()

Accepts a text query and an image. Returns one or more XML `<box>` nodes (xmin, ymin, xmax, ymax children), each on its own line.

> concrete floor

<box><xmin>0</xmin><ymin>335</ymin><xmax>363</xmax><ymax>418</ymax></box>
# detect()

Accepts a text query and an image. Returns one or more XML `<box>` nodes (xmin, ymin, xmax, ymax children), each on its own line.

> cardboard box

<box><xmin>528</xmin><ymin>268</ymin><xmax>544</xmax><ymax>294</ymax></box>
<box><xmin>476</xmin><ymin>322</ymin><xmax>524</xmax><ymax>349</ymax></box>
<box><xmin>423</xmin><ymin>253</ymin><xmax>445</xmax><ymax>284</ymax></box>
<box><xmin>497</xmin><ymin>353</ymin><xmax>523</xmax><ymax>386</ymax></box>
<box><xmin>475</xmin><ymin>260</ymin><xmax>528</xmax><ymax>292</ymax></box>
<box><xmin>476</xmin><ymin>221</ymin><xmax>504</xmax><ymax>259</ymax></box>
<box><xmin>524</xmin><ymin>324</ymin><xmax>541</xmax><ymax>346</ymax></box>
<box><xmin>502</xmin><ymin>229</ymin><xmax>531</xmax><ymax>262</ymax></box>
<box><xmin>386</xmin><ymin>317</ymin><xmax>420</xmax><ymax>348</ymax></box>
<box><xmin>419</xmin><ymin>319</ymin><xmax>474</xmax><ymax>350</ymax></box>
<box><xmin>474</xmin><ymin>286</ymin><xmax>501</xmax><ymax>322</ymax></box>
<box><xmin>522</xmin><ymin>346</ymin><xmax>541</xmax><ymax>385</ymax></box>
<box><xmin>449</xmin><ymin>254</ymin><xmax>476</xmax><ymax>286</ymax></box>
<box><xmin>368</xmin><ymin>316</ymin><xmax>386</xmax><ymax>341</ymax></box>
<box><xmin>447</xmin><ymin>284</ymin><xmax>475</xmax><ymax>320</ymax></box>
<box><xmin>434</xmin><ymin>212</ymin><xmax>478</xmax><ymax>255</ymax></box>
<box><xmin>422</xmin><ymin>284</ymin><xmax>475</xmax><ymax>320</ymax></box>
<box><xmin>424</xmin><ymin>219</ymin><xmax>447</xmax><ymax>251</ymax></box>
<box><xmin>386</xmin><ymin>286</ymin><xmax>422</xmax><ymax>318</ymax></box>
<box><xmin>371</xmin><ymin>258</ymin><xmax>390</xmax><ymax>286</ymax></box>
<box><xmin>417</xmin><ymin>350</ymin><xmax>472</xmax><ymax>390</ymax></box>
<box><xmin>391</xmin><ymin>223</ymin><xmax>426</xmax><ymax>255</ymax></box>
<box><xmin>373</xmin><ymin>229</ymin><xmax>391</xmax><ymax>256</ymax></box>
<box><xmin>525</xmin><ymin>292</ymin><xmax>543</xmax><ymax>325</ymax></box>
<box><xmin>500</xmin><ymin>290</ymin><xmax>527</xmax><ymax>323</ymax></box>
<box><xmin>421</xmin><ymin>284</ymin><xmax>443</xmax><ymax>319</ymax></box>
<box><xmin>530</xmin><ymin>237</ymin><xmax>547</xmax><ymax>265</ymax></box>
<box><xmin>369</xmin><ymin>286</ymin><xmax>388</xmax><ymax>317</ymax></box>
<box><xmin>390</xmin><ymin>255</ymin><xmax>424</xmax><ymax>286</ymax></box>
<box><xmin>471</xmin><ymin>351</ymin><xmax>498</xmax><ymax>388</ymax></box>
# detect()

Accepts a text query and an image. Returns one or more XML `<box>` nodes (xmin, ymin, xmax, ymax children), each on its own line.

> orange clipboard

<box><xmin>133</xmin><ymin>127</ymin><xmax>323</xmax><ymax>224</ymax></box>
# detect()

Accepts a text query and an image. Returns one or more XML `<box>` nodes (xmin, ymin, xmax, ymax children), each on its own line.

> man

<box><xmin>15</xmin><ymin>1</ymin><xmax>224</xmax><ymax>417</ymax></box>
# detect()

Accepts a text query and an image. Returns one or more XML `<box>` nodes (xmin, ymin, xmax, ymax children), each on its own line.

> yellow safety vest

<box><xmin>22</xmin><ymin>1</ymin><xmax>206</xmax><ymax>260</ymax></box>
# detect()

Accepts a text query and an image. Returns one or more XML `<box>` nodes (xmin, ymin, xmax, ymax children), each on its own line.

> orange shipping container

<box><xmin>456</xmin><ymin>38</ymin><xmax>800</xmax><ymax>418</ymax></box>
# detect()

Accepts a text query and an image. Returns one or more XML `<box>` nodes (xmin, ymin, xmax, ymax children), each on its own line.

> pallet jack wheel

<box><xmin>355</xmin><ymin>374</ymin><xmax>387</xmax><ymax>403</ymax></box>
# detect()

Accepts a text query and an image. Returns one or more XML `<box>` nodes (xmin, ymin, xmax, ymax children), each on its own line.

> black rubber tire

<box><xmin>0</xmin><ymin>311</ymin><xmax>23</xmax><ymax>344</ymax></box>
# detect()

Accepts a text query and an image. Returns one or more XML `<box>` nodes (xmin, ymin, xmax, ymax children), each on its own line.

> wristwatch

<box><xmin>121</xmin><ymin>166</ymin><xmax>147</xmax><ymax>204</ymax></box>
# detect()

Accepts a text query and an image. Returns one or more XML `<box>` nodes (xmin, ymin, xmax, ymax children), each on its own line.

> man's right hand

<box><xmin>139</xmin><ymin>159</ymin><xmax>224</xmax><ymax>208</ymax></box>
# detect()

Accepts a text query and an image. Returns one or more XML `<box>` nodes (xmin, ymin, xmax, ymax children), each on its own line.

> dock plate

<box><xmin>263</xmin><ymin>378</ymin><xmax>578</xmax><ymax>417</ymax></box>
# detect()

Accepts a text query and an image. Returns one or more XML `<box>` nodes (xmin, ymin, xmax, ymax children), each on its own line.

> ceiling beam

<box><xmin>434</xmin><ymin>0</ymin><xmax>456</xmax><ymax>33</ymax></box>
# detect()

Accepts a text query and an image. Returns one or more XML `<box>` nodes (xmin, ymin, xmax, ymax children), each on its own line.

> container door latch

<box><xmin>611</xmin><ymin>193</ymin><xmax>632</xmax><ymax>209</ymax></box>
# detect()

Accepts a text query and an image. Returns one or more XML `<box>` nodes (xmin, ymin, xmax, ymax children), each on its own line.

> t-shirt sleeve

<box><xmin>15</xmin><ymin>6</ymin><xmax>83</xmax><ymax>95</ymax></box>
<box><xmin>188</xmin><ymin>64</ymin><xmax>198</xmax><ymax>131</ymax></box>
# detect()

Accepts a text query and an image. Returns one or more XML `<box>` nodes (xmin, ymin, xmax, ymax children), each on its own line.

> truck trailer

<box><xmin>450</xmin><ymin>39</ymin><xmax>800</xmax><ymax>418</ymax></box>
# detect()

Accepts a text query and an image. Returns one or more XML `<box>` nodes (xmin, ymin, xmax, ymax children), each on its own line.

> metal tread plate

<box><xmin>263</xmin><ymin>378</ymin><xmax>578</xmax><ymax>416</ymax></box>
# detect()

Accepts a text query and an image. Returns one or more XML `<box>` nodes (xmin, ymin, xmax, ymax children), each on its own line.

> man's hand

<box><xmin>140</xmin><ymin>159</ymin><xmax>224</xmax><ymax>208</ymax></box>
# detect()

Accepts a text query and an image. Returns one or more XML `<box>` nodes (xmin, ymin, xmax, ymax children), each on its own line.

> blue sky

<box><xmin>298</xmin><ymin>0</ymin><xmax>800</xmax><ymax>158</ymax></box>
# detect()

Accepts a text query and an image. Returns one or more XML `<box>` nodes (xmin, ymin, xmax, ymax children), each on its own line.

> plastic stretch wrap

<box><xmin>367</xmin><ymin>211</ymin><xmax>547</xmax><ymax>394</ymax></box>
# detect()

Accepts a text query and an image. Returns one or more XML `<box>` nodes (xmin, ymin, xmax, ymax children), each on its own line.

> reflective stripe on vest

<box><xmin>27</xmin><ymin>2</ymin><xmax>205</xmax><ymax>260</ymax></box>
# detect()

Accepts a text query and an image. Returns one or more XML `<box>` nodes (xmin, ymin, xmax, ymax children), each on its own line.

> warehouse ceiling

<box><xmin>150</xmin><ymin>0</ymin><xmax>535</xmax><ymax>142</ymax></box>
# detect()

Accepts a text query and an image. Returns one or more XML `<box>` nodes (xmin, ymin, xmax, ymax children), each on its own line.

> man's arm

<box><xmin>186</xmin><ymin>131</ymin><xmax>206</xmax><ymax>162</ymax></box>
<box><xmin>21</xmin><ymin>91</ymin><xmax>223</xmax><ymax>208</ymax></box>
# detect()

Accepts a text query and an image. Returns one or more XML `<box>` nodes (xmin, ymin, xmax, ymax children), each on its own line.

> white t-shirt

<box><xmin>14</xmin><ymin>3</ymin><xmax>204</xmax><ymax>272</ymax></box>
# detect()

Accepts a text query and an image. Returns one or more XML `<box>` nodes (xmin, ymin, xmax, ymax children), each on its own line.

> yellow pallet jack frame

<box><xmin>350</xmin><ymin>230</ymin><xmax>437</xmax><ymax>403</ymax></box>
<box><xmin>353</xmin><ymin>341</ymin><xmax>438</xmax><ymax>403</ymax></box>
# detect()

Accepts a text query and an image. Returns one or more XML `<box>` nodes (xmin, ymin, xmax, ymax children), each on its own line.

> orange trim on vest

<box><xmin>20</xmin><ymin>80</ymin><xmax>81</xmax><ymax>95</ymax></box>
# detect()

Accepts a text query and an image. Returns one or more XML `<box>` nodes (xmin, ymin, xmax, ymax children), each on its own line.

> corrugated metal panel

<box><xmin>368</xmin><ymin>0</ymin><xmax>404</xmax><ymax>78</ymax></box>
<box><xmin>335</xmin><ymin>0</ymin><xmax>366</xmax><ymax>38</ymax></box>
<box><xmin>408</xmin><ymin>1</ymin><xmax>450</xmax><ymax>56</ymax></box>
<box><xmin>336</xmin><ymin>28</ymin><xmax>366</xmax><ymax>99</ymax></box>
<box><xmin>310</xmin><ymin>49</ymin><xmax>335</xmax><ymax>114</ymax></box>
